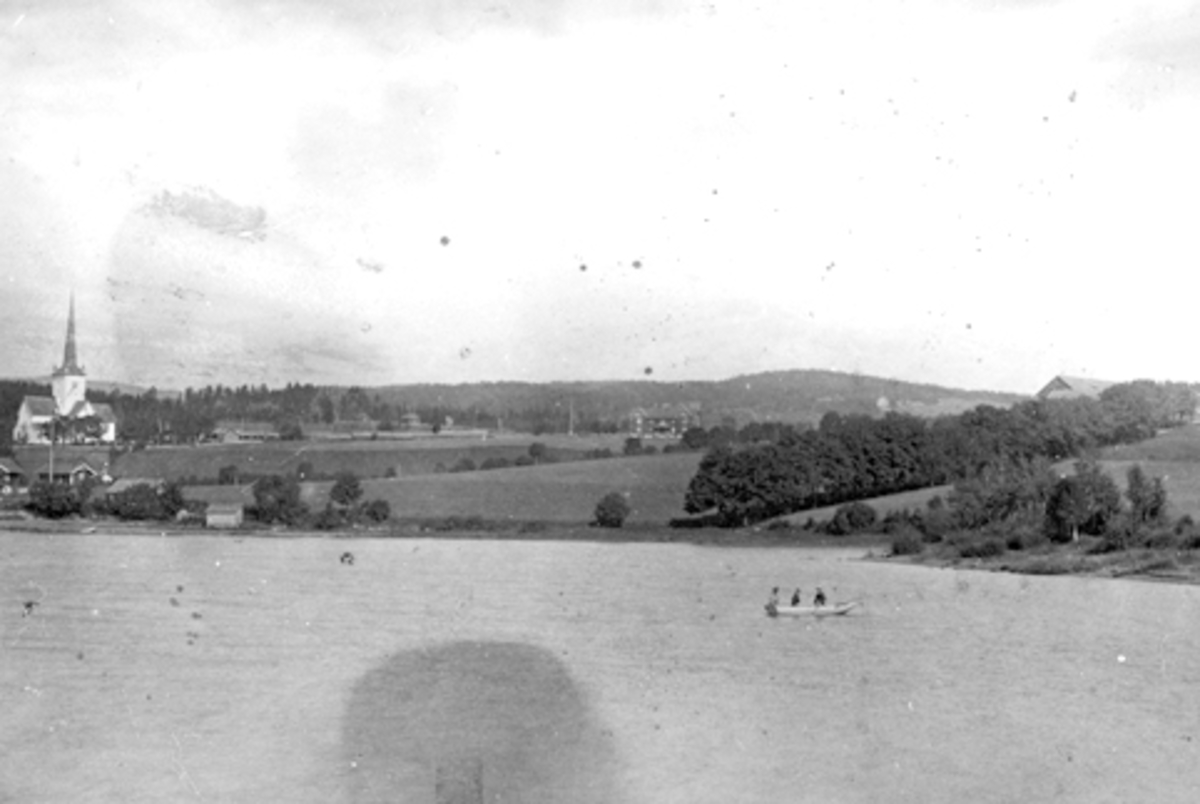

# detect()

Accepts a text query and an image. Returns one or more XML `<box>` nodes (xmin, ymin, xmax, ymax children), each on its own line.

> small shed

<box><xmin>183</xmin><ymin>484</ymin><xmax>255</xmax><ymax>530</ymax></box>
<box><xmin>206</xmin><ymin>503</ymin><xmax>245</xmax><ymax>529</ymax></box>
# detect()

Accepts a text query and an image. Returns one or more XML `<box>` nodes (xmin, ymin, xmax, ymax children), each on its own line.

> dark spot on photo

<box><xmin>632</xmin><ymin>260</ymin><xmax>642</xmax><ymax>269</ymax></box>
<box><xmin>644</xmin><ymin>366</ymin><xmax>653</xmax><ymax>376</ymax></box>
<box><xmin>440</xmin><ymin>235</ymin><xmax>450</xmax><ymax>246</ymax></box>
<box><xmin>579</xmin><ymin>264</ymin><xmax>587</xmax><ymax>272</ymax></box>
<box><xmin>342</xmin><ymin>641</ymin><xmax>619</xmax><ymax>803</ymax></box>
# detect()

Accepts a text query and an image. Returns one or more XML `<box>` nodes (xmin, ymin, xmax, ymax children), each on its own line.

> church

<box><xmin>12</xmin><ymin>296</ymin><xmax>117</xmax><ymax>446</ymax></box>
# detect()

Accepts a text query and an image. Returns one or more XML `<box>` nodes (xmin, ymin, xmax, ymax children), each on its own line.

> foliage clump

<box><xmin>827</xmin><ymin>501</ymin><xmax>878</xmax><ymax>536</ymax></box>
<box><xmin>28</xmin><ymin>481</ymin><xmax>84</xmax><ymax>519</ymax></box>
<box><xmin>593</xmin><ymin>492</ymin><xmax>632</xmax><ymax>528</ymax></box>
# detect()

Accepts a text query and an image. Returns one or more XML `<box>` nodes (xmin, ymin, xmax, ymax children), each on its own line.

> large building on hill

<box><xmin>12</xmin><ymin>296</ymin><xmax>117</xmax><ymax>446</ymax></box>
<box><xmin>1035</xmin><ymin>375</ymin><xmax>1116</xmax><ymax>401</ymax></box>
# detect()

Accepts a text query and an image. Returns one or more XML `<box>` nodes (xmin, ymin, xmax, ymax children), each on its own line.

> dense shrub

<box><xmin>330</xmin><ymin>472</ymin><xmax>364</xmax><ymax>508</ymax></box>
<box><xmin>593</xmin><ymin>492</ymin><xmax>632</xmax><ymax>528</ymax></box>
<box><xmin>27</xmin><ymin>481</ymin><xmax>82</xmax><ymax>519</ymax></box>
<box><xmin>362</xmin><ymin>499</ymin><xmax>391</xmax><ymax>523</ymax></box>
<box><xmin>890</xmin><ymin>528</ymin><xmax>924</xmax><ymax>556</ymax></box>
<box><xmin>107</xmin><ymin>482</ymin><xmax>186</xmax><ymax>521</ymax></box>
<box><xmin>957</xmin><ymin>538</ymin><xmax>1006</xmax><ymax>559</ymax></box>
<box><xmin>450</xmin><ymin>457</ymin><xmax>477</xmax><ymax>473</ymax></box>
<box><xmin>827</xmin><ymin>501</ymin><xmax>877</xmax><ymax>536</ymax></box>
<box><xmin>479</xmin><ymin>457</ymin><xmax>511</xmax><ymax>471</ymax></box>
<box><xmin>1004</xmin><ymin>525</ymin><xmax>1048</xmax><ymax>552</ymax></box>
<box><xmin>312</xmin><ymin>505</ymin><xmax>346</xmax><ymax>531</ymax></box>
<box><xmin>623</xmin><ymin>438</ymin><xmax>643</xmax><ymax>456</ymax></box>
<box><xmin>513</xmin><ymin>455</ymin><xmax>535</xmax><ymax>467</ymax></box>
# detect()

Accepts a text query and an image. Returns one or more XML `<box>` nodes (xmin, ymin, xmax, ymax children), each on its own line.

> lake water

<box><xmin>2</xmin><ymin>533</ymin><xmax>1198</xmax><ymax>802</ymax></box>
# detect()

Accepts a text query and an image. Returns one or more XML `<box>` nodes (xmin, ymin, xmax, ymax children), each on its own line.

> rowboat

<box><xmin>765</xmin><ymin>601</ymin><xmax>859</xmax><ymax>618</ymax></box>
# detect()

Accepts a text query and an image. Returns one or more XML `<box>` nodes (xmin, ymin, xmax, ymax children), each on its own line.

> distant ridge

<box><xmin>368</xmin><ymin>369</ymin><xmax>1026</xmax><ymax>426</ymax></box>
<box><xmin>7</xmin><ymin>378</ymin><xmax>182</xmax><ymax>399</ymax></box>
<box><xmin>0</xmin><ymin>369</ymin><xmax>1025</xmax><ymax>425</ymax></box>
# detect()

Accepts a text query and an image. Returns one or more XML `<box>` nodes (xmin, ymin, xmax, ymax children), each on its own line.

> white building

<box><xmin>12</xmin><ymin>296</ymin><xmax>117</xmax><ymax>446</ymax></box>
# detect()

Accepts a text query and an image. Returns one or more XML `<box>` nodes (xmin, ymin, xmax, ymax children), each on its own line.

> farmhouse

<box><xmin>0</xmin><ymin>457</ymin><xmax>26</xmax><ymax>493</ymax></box>
<box><xmin>11</xmin><ymin>296</ymin><xmax>117</xmax><ymax>446</ymax></box>
<box><xmin>630</xmin><ymin>403</ymin><xmax>702</xmax><ymax>439</ymax></box>
<box><xmin>1035</xmin><ymin>375</ymin><xmax>1116</xmax><ymax>401</ymax></box>
<box><xmin>209</xmin><ymin>421</ymin><xmax>279</xmax><ymax>443</ymax></box>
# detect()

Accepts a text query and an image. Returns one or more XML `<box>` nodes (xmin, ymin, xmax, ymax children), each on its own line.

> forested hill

<box><xmin>370</xmin><ymin>370</ymin><xmax>1025</xmax><ymax>426</ymax></box>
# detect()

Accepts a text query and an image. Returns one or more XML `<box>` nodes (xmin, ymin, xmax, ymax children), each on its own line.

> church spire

<box><xmin>53</xmin><ymin>293</ymin><xmax>85</xmax><ymax>377</ymax></box>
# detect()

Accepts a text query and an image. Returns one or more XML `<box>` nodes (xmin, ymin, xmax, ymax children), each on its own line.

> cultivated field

<box><xmin>113</xmin><ymin>433</ymin><xmax>649</xmax><ymax>482</ymax></box>
<box><xmin>307</xmin><ymin>453</ymin><xmax>705</xmax><ymax>525</ymax></box>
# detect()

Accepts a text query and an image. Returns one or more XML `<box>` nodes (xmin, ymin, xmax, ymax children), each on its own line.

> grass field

<box><xmin>1089</xmin><ymin>424</ymin><xmax>1200</xmax><ymax>520</ymax></box>
<box><xmin>302</xmin><ymin>453</ymin><xmax>704</xmax><ymax>525</ymax></box>
<box><xmin>113</xmin><ymin>433</ymin><xmax>652</xmax><ymax>483</ymax></box>
<box><xmin>774</xmin><ymin>485</ymin><xmax>954</xmax><ymax>527</ymax></box>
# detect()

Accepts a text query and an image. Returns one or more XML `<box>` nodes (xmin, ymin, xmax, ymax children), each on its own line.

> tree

<box><xmin>528</xmin><ymin>442</ymin><xmax>548</xmax><ymax>464</ymax></box>
<box><xmin>317</xmin><ymin>394</ymin><xmax>336</xmax><ymax>424</ymax></box>
<box><xmin>277</xmin><ymin>419</ymin><xmax>304</xmax><ymax>441</ymax></box>
<box><xmin>217</xmin><ymin>465</ymin><xmax>240</xmax><ymax>485</ymax></box>
<box><xmin>329</xmin><ymin>472</ymin><xmax>363</xmax><ymax>508</ymax></box>
<box><xmin>1044</xmin><ymin>462</ymin><xmax>1121</xmax><ymax>543</ymax></box>
<box><xmin>1125</xmin><ymin>464</ymin><xmax>1168</xmax><ymax>530</ymax></box>
<box><xmin>623</xmin><ymin>437</ymin><xmax>643</xmax><ymax>456</ymax></box>
<box><xmin>252</xmin><ymin>475</ymin><xmax>307</xmax><ymax>526</ymax></box>
<box><xmin>680</xmin><ymin>426</ymin><xmax>710</xmax><ymax>451</ymax></box>
<box><xmin>593</xmin><ymin>492</ymin><xmax>631</xmax><ymax>528</ymax></box>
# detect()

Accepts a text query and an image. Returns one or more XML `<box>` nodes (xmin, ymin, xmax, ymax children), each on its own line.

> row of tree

<box><xmin>683</xmin><ymin>382</ymin><xmax>1197</xmax><ymax>527</ymax></box>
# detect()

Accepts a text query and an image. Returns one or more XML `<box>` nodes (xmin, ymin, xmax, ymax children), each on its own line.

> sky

<box><xmin>3</xmin><ymin>0</ymin><xmax>1199</xmax><ymax>394</ymax></box>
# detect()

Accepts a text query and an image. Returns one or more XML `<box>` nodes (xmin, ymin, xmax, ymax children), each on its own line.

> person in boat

<box><xmin>813</xmin><ymin>587</ymin><xmax>827</xmax><ymax>607</ymax></box>
<box><xmin>766</xmin><ymin>587</ymin><xmax>780</xmax><ymax>614</ymax></box>
<box><xmin>790</xmin><ymin>588</ymin><xmax>801</xmax><ymax>606</ymax></box>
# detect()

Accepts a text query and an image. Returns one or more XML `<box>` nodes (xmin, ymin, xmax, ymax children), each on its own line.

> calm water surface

<box><xmin>2</xmin><ymin>533</ymin><xmax>1198</xmax><ymax>803</ymax></box>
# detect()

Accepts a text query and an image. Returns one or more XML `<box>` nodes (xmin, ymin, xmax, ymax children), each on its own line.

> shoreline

<box><xmin>0</xmin><ymin>514</ymin><xmax>886</xmax><ymax>549</ymax></box>
<box><xmin>6</xmin><ymin>515</ymin><xmax>1199</xmax><ymax>585</ymax></box>
<box><xmin>873</xmin><ymin>546</ymin><xmax>1200</xmax><ymax>586</ymax></box>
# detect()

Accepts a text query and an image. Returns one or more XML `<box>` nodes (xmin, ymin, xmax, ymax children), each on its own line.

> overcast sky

<box><xmin>3</xmin><ymin>0</ymin><xmax>1198</xmax><ymax>393</ymax></box>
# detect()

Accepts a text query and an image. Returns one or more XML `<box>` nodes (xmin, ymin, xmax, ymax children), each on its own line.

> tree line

<box><xmin>682</xmin><ymin>381</ymin><xmax>1197</xmax><ymax>527</ymax></box>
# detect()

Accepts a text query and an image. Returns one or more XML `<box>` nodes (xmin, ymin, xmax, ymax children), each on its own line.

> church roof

<box><xmin>52</xmin><ymin>293</ymin><xmax>85</xmax><ymax>377</ymax></box>
<box><xmin>21</xmin><ymin>396</ymin><xmax>57</xmax><ymax>417</ymax></box>
<box><xmin>20</xmin><ymin>396</ymin><xmax>116</xmax><ymax>423</ymax></box>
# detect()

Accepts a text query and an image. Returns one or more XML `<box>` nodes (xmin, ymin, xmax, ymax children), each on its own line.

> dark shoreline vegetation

<box><xmin>5</xmin><ymin>379</ymin><xmax>1200</xmax><ymax>583</ymax></box>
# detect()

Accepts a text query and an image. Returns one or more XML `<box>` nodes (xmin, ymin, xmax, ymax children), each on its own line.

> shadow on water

<box><xmin>342</xmin><ymin>641</ymin><xmax>620</xmax><ymax>804</ymax></box>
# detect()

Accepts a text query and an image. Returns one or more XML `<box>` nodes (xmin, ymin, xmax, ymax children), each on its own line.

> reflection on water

<box><xmin>342</xmin><ymin>641</ymin><xmax>618</xmax><ymax>804</ymax></box>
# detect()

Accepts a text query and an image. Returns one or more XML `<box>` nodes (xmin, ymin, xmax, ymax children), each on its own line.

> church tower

<box><xmin>51</xmin><ymin>294</ymin><xmax>87</xmax><ymax>416</ymax></box>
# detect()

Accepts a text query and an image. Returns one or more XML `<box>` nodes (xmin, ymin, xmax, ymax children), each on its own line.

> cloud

<box><xmin>1101</xmin><ymin>2</ymin><xmax>1200</xmax><ymax>102</ymax></box>
<box><xmin>143</xmin><ymin>187</ymin><xmax>267</xmax><ymax>240</ymax></box>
